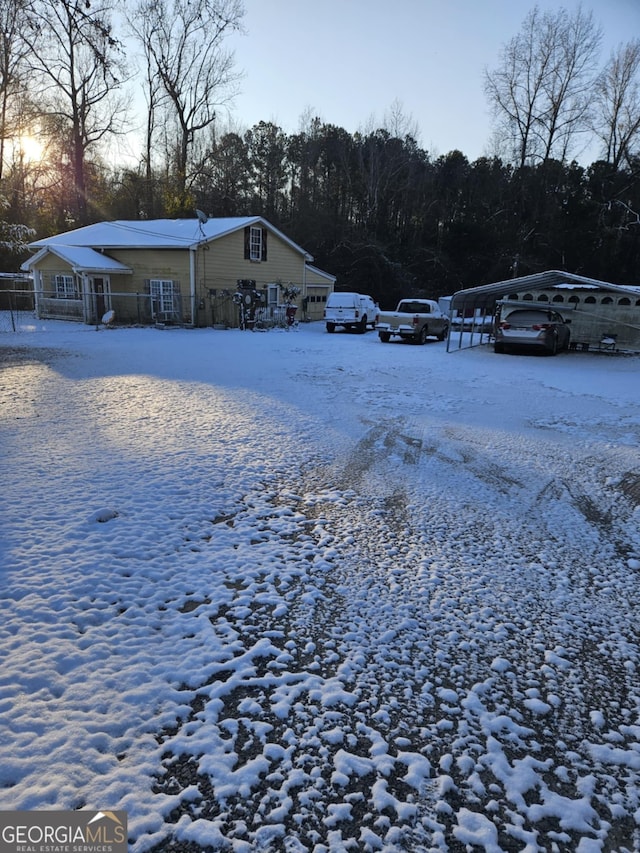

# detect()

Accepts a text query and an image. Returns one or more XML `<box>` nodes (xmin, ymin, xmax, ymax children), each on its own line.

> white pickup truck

<box><xmin>376</xmin><ymin>299</ymin><xmax>450</xmax><ymax>344</ymax></box>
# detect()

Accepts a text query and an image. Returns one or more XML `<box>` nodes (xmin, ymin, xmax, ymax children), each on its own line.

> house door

<box><xmin>90</xmin><ymin>276</ymin><xmax>110</xmax><ymax>321</ymax></box>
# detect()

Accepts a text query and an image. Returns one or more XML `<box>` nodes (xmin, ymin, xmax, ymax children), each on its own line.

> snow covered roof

<box><xmin>27</xmin><ymin>216</ymin><xmax>314</xmax><ymax>261</ymax></box>
<box><xmin>22</xmin><ymin>245</ymin><xmax>133</xmax><ymax>274</ymax></box>
<box><xmin>450</xmin><ymin>270</ymin><xmax>640</xmax><ymax>310</ymax></box>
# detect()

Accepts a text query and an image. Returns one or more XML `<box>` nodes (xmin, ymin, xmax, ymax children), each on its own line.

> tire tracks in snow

<box><xmin>148</xmin><ymin>416</ymin><xmax>640</xmax><ymax>852</ymax></box>
<box><xmin>296</xmin><ymin>416</ymin><xmax>640</xmax><ymax>851</ymax></box>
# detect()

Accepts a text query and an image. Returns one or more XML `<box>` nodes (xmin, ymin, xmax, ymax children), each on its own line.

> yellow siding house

<box><xmin>22</xmin><ymin>217</ymin><xmax>336</xmax><ymax>328</ymax></box>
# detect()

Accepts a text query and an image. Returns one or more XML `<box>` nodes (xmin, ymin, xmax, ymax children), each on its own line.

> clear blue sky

<box><xmin>224</xmin><ymin>0</ymin><xmax>640</xmax><ymax>163</ymax></box>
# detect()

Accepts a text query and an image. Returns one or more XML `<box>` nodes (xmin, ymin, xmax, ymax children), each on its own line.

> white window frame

<box><xmin>249</xmin><ymin>226</ymin><xmax>263</xmax><ymax>261</ymax></box>
<box><xmin>150</xmin><ymin>279</ymin><xmax>178</xmax><ymax>317</ymax></box>
<box><xmin>54</xmin><ymin>274</ymin><xmax>79</xmax><ymax>299</ymax></box>
<box><xmin>267</xmin><ymin>283</ymin><xmax>279</xmax><ymax>307</ymax></box>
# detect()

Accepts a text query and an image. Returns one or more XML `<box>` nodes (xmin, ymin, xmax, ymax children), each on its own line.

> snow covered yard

<box><xmin>1</xmin><ymin>318</ymin><xmax>639</xmax><ymax>853</ymax></box>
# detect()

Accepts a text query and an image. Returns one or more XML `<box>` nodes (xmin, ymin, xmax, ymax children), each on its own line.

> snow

<box><xmin>1</xmin><ymin>317</ymin><xmax>640</xmax><ymax>852</ymax></box>
<box><xmin>26</xmin><ymin>217</ymin><xmax>306</xmax><ymax>255</ymax></box>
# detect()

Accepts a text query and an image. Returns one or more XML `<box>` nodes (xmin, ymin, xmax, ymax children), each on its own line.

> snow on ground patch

<box><xmin>1</xmin><ymin>322</ymin><xmax>639</xmax><ymax>851</ymax></box>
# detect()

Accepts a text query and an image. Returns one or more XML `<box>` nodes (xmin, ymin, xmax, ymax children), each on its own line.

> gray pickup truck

<box><xmin>376</xmin><ymin>299</ymin><xmax>449</xmax><ymax>344</ymax></box>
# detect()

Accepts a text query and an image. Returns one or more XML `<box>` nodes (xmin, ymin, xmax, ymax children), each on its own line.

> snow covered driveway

<box><xmin>1</xmin><ymin>321</ymin><xmax>639</xmax><ymax>852</ymax></box>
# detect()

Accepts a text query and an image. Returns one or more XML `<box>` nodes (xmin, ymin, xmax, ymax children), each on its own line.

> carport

<box><xmin>445</xmin><ymin>270</ymin><xmax>640</xmax><ymax>353</ymax></box>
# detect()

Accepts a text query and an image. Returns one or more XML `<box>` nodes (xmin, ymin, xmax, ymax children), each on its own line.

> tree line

<box><xmin>0</xmin><ymin>0</ymin><xmax>639</xmax><ymax>305</ymax></box>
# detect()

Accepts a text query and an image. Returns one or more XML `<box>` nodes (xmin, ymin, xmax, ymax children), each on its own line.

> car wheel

<box><xmin>379</xmin><ymin>332</ymin><xmax>391</xmax><ymax>343</ymax></box>
<box><xmin>358</xmin><ymin>316</ymin><xmax>367</xmax><ymax>334</ymax></box>
<box><xmin>548</xmin><ymin>335</ymin><xmax>558</xmax><ymax>356</ymax></box>
<box><xmin>417</xmin><ymin>326</ymin><xmax>428</xmax><ymax>345</ymax></box>
<box><xmin>326</xmin><ymin>323</ymin><xmax>335</xmax><ymax>333</ymax></box>
<box><xmin>494</xmin><ymin>342</ymin><xmax>504</xmax><ymax>353</ymax></box>
<box><xmin>437</xmin><ymin>325</ymin><xmax>449</xmax><ymax>341</ymax></box>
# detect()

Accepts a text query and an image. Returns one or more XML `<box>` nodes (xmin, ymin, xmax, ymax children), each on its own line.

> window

<box><xmin>602</xmin><ymin>296</ymin><xmax>613</xmax><ymax>304</ymax></box>
<box><xmin>585</xmin><ymin>296</ymin><xmax>596</xmax><ymax>304</ymax></box>
<box><xmin>552</xmin><ymin>294</ymin><xmax>564</xmax><ymax>302</ymax></box>
<box><xmin>244</xmin><ymin>225</ymin><xmax>267</xmax><ymax>261</ymax></box>
<box><xmin>150</xmin><ymin>279</ymin><xmax>179</xmax><ymax>318</ymax></box>
<box><xmin>568</xmin><ymin>295</ymin><xmax>579</xmax><ymax>303</ymax></box>
<box><xmin>618</xmin><ymin>297</ymin><xmax>630</xmax><ymax>305</ymax></box>
<box><xmin>267</xmin><ymin>284</ymin><xmax>279</xmax><ymax>307</ymax></box>
<box><xmin>538</xmin><ymin>294</ymin><xmax>549</xmax><ymax>301</ymax></box>
<box><xmin>250</xmin><ymin>227</ymin><xmax>262</xmax><ymax>260</ymax></box>
<box><xmin>403</xmin><ymin>302</ymin><xmax>430</xmax><ymax>313</ymax></box>
<box><xmin>53</xmin><ymin>274</ymin><xmax>79</xmax><ymax>299</ymax></box>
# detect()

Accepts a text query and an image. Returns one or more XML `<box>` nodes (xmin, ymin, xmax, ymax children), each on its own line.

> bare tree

<box><xmin>130</xmin><ymin>0</ymin><xmax>244</xmax><ymax>213</ymax></box>
<box><xmin>485</xmin><ymin>5</ymin><xmax>602</xmax><ymax>167</ymax></box>
<box><xmin>593</xmin><ymin>40</ymin><xmax>640</xmax><ymax>169</ymax></box>
<box><xmin>0</xmin><ymin>0</ymin><xmax>31</xmax><ymax>180</ymax></box>
<box><xmin>383</xmin><ymin>99</ymin><xmax>420</xmax><ymax>144</ymax></box>
<box><xmin>126</xmin><ymin>3</ymin><xmax>165</xmax><ymax>217</ymax></box>
<box><xmin>22</xmin><ymin>0</ymin><xmax>128</xmax><ymax>225</ymax></box>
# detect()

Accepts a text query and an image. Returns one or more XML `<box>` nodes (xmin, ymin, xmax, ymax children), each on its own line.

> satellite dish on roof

<box><xmin>196</xmin><ymin>209</ymin><xmax>209</xmax><ymax>225</ymax></box>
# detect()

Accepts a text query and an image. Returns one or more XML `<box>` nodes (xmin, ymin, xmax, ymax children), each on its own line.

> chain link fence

<box><xmin>0</xmin><ymin>290</ymin><xmax>36</xmax><ymax>332</ymax></box>
<box><xmin>0</xmin><ymin>289</ymin><xmax>186</xmax><ymax>331</ymax></box>
<box><xmin>1</xmin><ymin>287</ymin><xmax>308</xmax><ymax>332</ymax></box>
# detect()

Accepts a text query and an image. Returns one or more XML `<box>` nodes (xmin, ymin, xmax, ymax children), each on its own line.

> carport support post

<box><xmin>483</xmin><ymin>305</ymin><xmax>490</xmax><ymax>344</ymax></box>
<box><xmin>454</xmin><ymin>298</ymin><xmax>468</xmax><ymax>350</ymax></box>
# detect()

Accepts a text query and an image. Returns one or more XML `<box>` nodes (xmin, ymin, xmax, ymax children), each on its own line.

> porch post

<box><xmin>81</xmin><ymin>272</ymin><xmax>91</xmax><ymax>323</ymax></box>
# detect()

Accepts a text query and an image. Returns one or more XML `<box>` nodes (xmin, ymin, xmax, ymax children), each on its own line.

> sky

<box><xmin>1</xmin><ymin>317</ymin><xmax>640</xmax><ymax>850</ymax></box>
<box><xmin>222</xmin><ymin>0</ymin><xmax>640</xmax><ymax>163</ymax></box>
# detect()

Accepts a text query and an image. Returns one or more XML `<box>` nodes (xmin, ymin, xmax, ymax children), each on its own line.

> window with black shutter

<box><xmin>244</xmin><ymin>225</ymin><xmax>267</xmax><ymax>262</ymax></box>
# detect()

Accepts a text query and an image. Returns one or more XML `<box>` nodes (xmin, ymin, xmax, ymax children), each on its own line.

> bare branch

<box><xmin>485</xmin><ymin>4</ymin><xmax>602</xmax><ymax>166</ymax></box>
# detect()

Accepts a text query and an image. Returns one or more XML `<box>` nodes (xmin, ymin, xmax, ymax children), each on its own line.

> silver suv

<box><xmin>494</xmin><ymin>306</ymin><xmax>571</xmax><ymax>355</ymax></box>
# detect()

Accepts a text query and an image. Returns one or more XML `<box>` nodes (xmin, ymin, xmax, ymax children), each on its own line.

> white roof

<box><xmin>450</xmin><ymin>270</ymin><xmax>640</xmax><ymax>310</ymax></box>
<box><xmin>22</xmin><ymin>245</ymin><xmax>132</xmax><ymax>273</ymax></box>
<box><xmin>27</xmin><ymin>216</ymin><xmax>313</xmax><ymax>260</ymax></box>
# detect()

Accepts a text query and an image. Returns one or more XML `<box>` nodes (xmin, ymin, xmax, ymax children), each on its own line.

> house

<box><xmin>21</xmin><ymin>217</ymin><xmax>336</xmax><ymax>328</ymax></box>
<box><xmin>447</xmin><ymin>270</ymin><xmax>640</xmax><ymax>352</ymax></box>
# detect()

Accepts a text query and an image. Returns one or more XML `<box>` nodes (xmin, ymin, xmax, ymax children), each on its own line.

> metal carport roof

<box><xmin>445</xmin><ymin>269</ymin><xmax>640</xmax><ymax>352</ymax></box>
<box><xmin>449</xmin><ymin>270</ymin><xmax>640</xmax><ymax>311</ymax></box>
